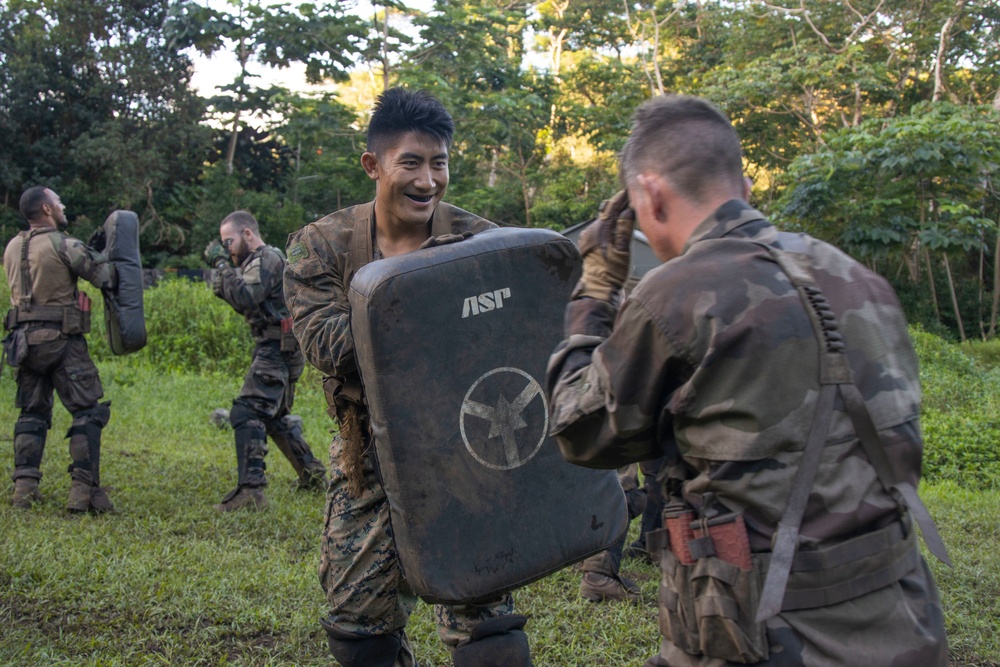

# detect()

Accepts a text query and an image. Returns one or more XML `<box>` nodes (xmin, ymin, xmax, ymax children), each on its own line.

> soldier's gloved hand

<box><xmin>87</xmin><ymin>228</ymin><xmax>107</xmax><ymax>253</ymax></box>
<box><xmin>204</xmin><ymin>240</ymin><xmax>230</xmax><ymax>269</ymax></box>
<box><xmin>572</xmin><ymin>190</ymin><xmax>634</xmax><ymax>302</ymax></box>
<box><xmin>419</xmin><ymin>231</ymin><xmax>473</xmax><ymax>250</ymax></box>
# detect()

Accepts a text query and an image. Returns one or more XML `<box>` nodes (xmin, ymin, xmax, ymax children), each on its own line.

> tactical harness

<box><xmin>3</xmin><ymin>230</ymin><xmax>91</xmax><ymax>367</ymax></box>
<box><xmin>647</xmin><ymin>234</ymin><xmax>951</xmax><ymax>662</ymax></box>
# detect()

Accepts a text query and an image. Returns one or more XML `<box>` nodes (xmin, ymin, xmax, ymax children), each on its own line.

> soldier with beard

<box><xmin>204</xmin><ymin>211</ymin><xmax>326</xmax><ymax>512</ymax></box>
<box><xmin>4</xmin><ymin>186</ymin><xmax>116</xmax><ymax>513</ymax></box>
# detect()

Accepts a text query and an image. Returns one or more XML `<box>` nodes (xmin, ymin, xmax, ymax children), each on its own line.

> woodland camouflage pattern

<box><xmin>214</xmin><ymin>245</ymin><xmax>292</xmax><ymax>341</ymax></box>
<box><xmin>546</xmin><ymin>199</ymin><xmax>948</xmax><ymax>666</ymax></box>
<box><xmin>284</xmin><ymin>201</ymin><xmax>513</xmax><ymax>645</ymax></box>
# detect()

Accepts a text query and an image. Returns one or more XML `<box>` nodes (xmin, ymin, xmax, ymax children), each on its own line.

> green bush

<box><xmin>913</xmin><ymin>327</ymin><xmax>1000</xmax><ymax>490</ymax></box>
<box><xmin>115</xmin><ymin>277</ymin><xmax>252</xmax><ymax>375</ymax></box>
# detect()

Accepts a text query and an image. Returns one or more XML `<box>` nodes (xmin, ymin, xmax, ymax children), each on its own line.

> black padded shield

<box><xmin>102</xmin><ymin>210</ymin><xmax>146</xmax><ymax>354</ymax></box>
<box><xmin>349</xmin><ymin>227</ymin><xmax>628</xmax><ymax>604</ymax></box>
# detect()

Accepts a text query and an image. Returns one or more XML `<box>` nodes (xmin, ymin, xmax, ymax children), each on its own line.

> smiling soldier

<box><xmin>284</xmin><ymin>88</ymin><xmax>533</xmax><ymax>667</ymax></box>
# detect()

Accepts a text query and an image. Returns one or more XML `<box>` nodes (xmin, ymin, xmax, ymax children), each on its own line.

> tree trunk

<box><xmin>942</xmin><ymin>252</ymin><xmax>966</xmax><ymax>342</ymax></box>
<box><xmin>925</xmin><ymin>248</ymin><xmax>941</xmax><ymax>321</ymax></box>
<box><xmin>989</xmin><ymin>222</ymin><xmax>1000</xmax><ymax>337</ymax></box>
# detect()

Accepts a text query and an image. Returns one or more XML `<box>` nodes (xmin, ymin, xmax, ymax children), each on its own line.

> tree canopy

<box><xmin>2</xmin><ymin>0</ymin><xmax>999</xmax><ymax>337</ymax></box>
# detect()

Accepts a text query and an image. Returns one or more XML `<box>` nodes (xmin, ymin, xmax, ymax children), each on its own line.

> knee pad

<box><xmin>71</xmin><ymin>401</ymin><xmax>112</xmax><ymax>429</ymax></box>
<box><xmin>320</xmin><ymin>618</ymin><xmax>409</xmax><ymax>667</ymax></box>
<box><xmin>453</xmin><ymin>615</ymin><xmax>532</xmax><ymax>667</ymax></box>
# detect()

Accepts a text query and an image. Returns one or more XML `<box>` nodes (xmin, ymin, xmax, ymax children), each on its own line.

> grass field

<box><xmin>0</xmin><ymin>357</ymin><xmax>998</xmax><ymax>666</ymax></box>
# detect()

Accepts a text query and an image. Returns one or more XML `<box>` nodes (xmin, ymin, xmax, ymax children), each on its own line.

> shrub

<box><xmin>85</xmin><ymin>276</ymin><xmax>251</xmax><ymax>375</ymax></box>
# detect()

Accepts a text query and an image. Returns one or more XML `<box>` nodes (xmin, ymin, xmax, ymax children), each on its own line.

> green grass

<box><xmin>1</xmin><ymin>323</ymin><xmax>999</xmax><ymax>665</ymax></box>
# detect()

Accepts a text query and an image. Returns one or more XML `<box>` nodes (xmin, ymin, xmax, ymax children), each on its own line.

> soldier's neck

<box><xmin>373</xmin><ymin>212</ymin><xmax>429</xmax><ymax>258</ymax></box>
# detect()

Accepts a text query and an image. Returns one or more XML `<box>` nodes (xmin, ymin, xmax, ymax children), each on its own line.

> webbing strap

<box><xmin>839</xmin><ymin>382</ymin><xmax>951</xmax><ymax>566</ymax></box>
<box><xmin>349</xmin><ymin>204</ymin><xmax>375</xmax><ymax>290</ymax></box>
<box><xmin>755</xmin><ymin>382</ymin><xmax>836</xmax><ymax>621</ymax></box>
<box><xmin>19</xmin><ymin>232</ymin><xmax>33</xmax><ymax>310</ymax></box>
<box><xmin>754</xmin><ymin>238</ymin><xmax>949</xmax><ymax>623</ymax></box>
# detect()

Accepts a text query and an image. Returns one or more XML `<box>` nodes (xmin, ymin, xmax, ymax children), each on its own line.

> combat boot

<box><xmin>579</xmin><ymin>572</ymin><xmax>641</xmax><ymax>603</ymax></box>
<box><xmin>213</xmin><ymin>486</ymin><xmax>267</xmax><ymax>512</ymax></box>
<box><xmin>67</xmin><ymin>479</ymin><xmax>115</xmax><ymax>513</ymax></box>
<box><xmin>12</xmin><ymin>477</ymin><xmax>42</xmax><ymax>508</ymax></box>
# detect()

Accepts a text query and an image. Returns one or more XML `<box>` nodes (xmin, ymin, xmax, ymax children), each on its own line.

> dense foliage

<box><xmin>2</xmin><ymin>0</ymin><xmax>999</xmax><ymax>337</ymax></box>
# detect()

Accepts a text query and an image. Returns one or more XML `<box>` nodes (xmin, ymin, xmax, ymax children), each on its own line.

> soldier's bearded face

<box><xmin>372</xmin><ymin>131</ymin><xmax>449</xmax><ymax>230</ymax></box>
<box><xmin>220</xmin><ymin>223</ymin><xmax>250</xmax><ymax>265</ymax></box>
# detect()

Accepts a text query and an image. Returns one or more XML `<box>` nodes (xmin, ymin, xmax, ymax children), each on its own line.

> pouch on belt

<box><xmin>349</xmin><ymin>227</ymin><xmax>629</xmax><ymax>605</ymax></box>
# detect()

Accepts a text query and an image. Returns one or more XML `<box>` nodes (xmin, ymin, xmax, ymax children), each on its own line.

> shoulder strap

<box><xmin>754</xmin><ymin>240</ymin><xmax>949</xmax><ymax>622</ymax></box>
<box><xmin>346</xmin><ymin>202</ymin><xmax>456</xmax><ymax>289</ymax></box>
<box><xmin>18</xmin><ymin>230</ymin><xmax>37</xmax><ymax>310</ymax></box>
<box><xmin>348</xmin><ymin>203</ymin><xmax>375</xmax><ymax>290</ymax></box>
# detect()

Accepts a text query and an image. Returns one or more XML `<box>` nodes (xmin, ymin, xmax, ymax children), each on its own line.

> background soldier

<box><xmin>204</xmin><ymin>211</ymin><xmax>326</xmax><ymax>512</ymax></box>
<box><xmin>4</xmin><ymin>186</ymin><xmax>115</xmax><ymax>513</ymax></box>
<box><xmin>546</xmin><ymin>95</ymin><xmax>949</xmax><ymax>666</ymax></box>
<box><xmin>284</xmin><ymin>88</ymin><xmax>533</xmax><ymax>667</ymax></box>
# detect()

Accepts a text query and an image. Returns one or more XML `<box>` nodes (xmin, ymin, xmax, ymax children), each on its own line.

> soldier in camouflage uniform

<box><xmin>284</xmin><ymin>88</ymin><xmax>532</xmax><ymax>667</ymax></box>
<box><xmin>546</xmin><ymin>95</ymin><xmax>949</xmax><ymax>666</ymax></box>
<box><xmin>204</xmin><ymin>210</ymin><xmax>327</xmax><ymax>512</ymax></box>
<box><xmin>4</xmin><ymin>186</ymin><xmax>115</xmax><ymax>513</ymax></box>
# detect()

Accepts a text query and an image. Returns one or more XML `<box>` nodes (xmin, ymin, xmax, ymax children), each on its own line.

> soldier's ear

<box><xmin>361</xmin><ymin>152</ymin><xmax>379</xmax><ymax>180</ymax></box>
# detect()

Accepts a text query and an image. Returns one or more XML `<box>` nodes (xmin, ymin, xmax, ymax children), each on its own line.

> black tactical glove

<box><xmin>419</xmin><ymin>231</ymin><xmax>474</xmax><ymax>250</ymax></box>
<box><xmin>87</xmin><ymin>227</ymin><xmax>107</xmax><ymax>253</ymax></box>
<box><xmin>572</xmin><ymin>190</ymin><xmax>634</xmax><ymax>302</ymax></box>
<box><xmin>204</xmin><ymin>240</ymin><xmax>230</xmax><ymax>269</ymax></box>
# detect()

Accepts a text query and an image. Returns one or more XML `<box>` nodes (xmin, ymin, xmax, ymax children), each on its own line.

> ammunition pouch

<box><xmin>650</xmin><ymin>513</ymin><xmax>918</xmax><ymax>663</ymax></box>
<box><xmin>253</xmin><ymin>319</ymin><xmax>298</xmax><ymax>353</ymax></box>
<box><xmin>2</xmin><ymin>328</ymin><xmax>28</xmax><ymax>366</ymax></box>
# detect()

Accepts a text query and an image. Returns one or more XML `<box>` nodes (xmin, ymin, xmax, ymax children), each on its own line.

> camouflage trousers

<box><xmin>12</xmin><ymin>333</ymin><xmax>104</xmax><ymax>480</ymax></box>
<box><xmin>580</xmin><ymin>463</ymin><xmax>646</xmax><ymax>577</ymax></box>
<box><xmin>237</xmin><ymin>340</ymin><xmax>304</xmax><ymax>421</ymax></box>
<box><xmin>319</xmin><ymin>435</ymin><xmax>515</xmax><ymax>648</ymax></box>
<box><xmin>645</xmin><ymin>555</ymin><xmax>948</xmax><ymax>667</ymax></box>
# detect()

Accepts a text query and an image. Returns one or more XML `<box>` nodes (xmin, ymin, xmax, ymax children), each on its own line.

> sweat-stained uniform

<box><xmin>283</xmin><ymin>201</ymin><xmax>518</xmax><ymax>651</ymax></box>
<box><xmin>546</xmin><ymin>200</ymin><xmax>948</xmax><ymax>667</ymax></box>
<box><xmin>3</xmin><ymin>228</ymin><xmax>114</xmax><ymax>488</ymax></box>
<box><xmin>213</xmin><ymin>244</ymin><xmax>324</xmax><ymax>491</ymax></box>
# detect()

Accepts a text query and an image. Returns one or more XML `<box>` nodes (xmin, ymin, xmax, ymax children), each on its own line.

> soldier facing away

<box><xmin>204</xmin><ymin>211</ymin><xmax>326</xmax><ymax>512</ymax></box>
<box><xmin>283</xmin><ymin>88</ymin><xmax>533</xmax><ymax>667</ymax></box>
<box><xmin>546</xmin><ymin>95</ymin><xmax>949</xmax><ymax>666</ymax></box>
<box><xmin>4</xmin><ymin>186</ymin><xmax>116</xmax><ymax>513</ymax></box>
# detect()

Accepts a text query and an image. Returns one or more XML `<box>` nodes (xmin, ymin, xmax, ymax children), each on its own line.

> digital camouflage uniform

<box><xmin>3</xmin><ymin>228</ymin><xmax>114</xmax><ymax>509</ymax></box>
<box><xmin>213</xmin><ymin>244</ymin><xmax>324</xmax><ymax>495</ymax></box>
<box><xmin>284</xmin><ymin>201</ymin><xmax>519</xmax><ymax>661</ymax></box>
<box><xmin>547</xmin><ymin>200</ymin><xmax>948</xmax><ymax>667</ymax></box>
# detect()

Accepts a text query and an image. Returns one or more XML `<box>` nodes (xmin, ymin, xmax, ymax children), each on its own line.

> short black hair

<box><xmin>220</xmin><ymin>210</ymin><xmax>259</xmax><ymax>235</ymax></box>
<box><xmin>620</xmin><ymin>95</ymin><xmax>744</xmax><ymax>203</ymax></box>
<box><xmin>19</xmin><ymin>186</ymin><xmax>51</xmax><ymax>222</ymax></box>
<box><xmin>366</xmin><ymin>87</ymin><xmax>454</xmax><ymax>157</ymax></box>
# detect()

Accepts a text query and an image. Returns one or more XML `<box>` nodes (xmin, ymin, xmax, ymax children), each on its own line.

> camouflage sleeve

<box><xmin>214</xmin><ymin>250</ymin><xmax>276</xmax><ymax>315</ymax></box>
<box><xmin>56</xmin><ymin>234</ymin><xmax>114</xmax><ymax>290</ymax></box>
<box><xmin>283</xmin><ymin>227</ymin><xmax>355</xmax><ymax>378</ymax></box>
<box><xmin>546</xmin><ymin>297</ymin><xmax>677</xmax><ymax>469</ymax></box>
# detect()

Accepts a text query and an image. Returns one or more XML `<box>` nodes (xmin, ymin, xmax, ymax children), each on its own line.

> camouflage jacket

<box><xmin>283</xmin><ymin>201</ymin><xmax>496</xmax><ymax>389</ymax></box>
<box><xmin>214</xmin><ymin>244</ymin><xmax>290</xmax><ymax>341</ymax></box>
<box><xmin>547</xmin><ymin>199</ymin><xmax>924</xmax><ymax>553</ymax></box>
<box><xmin>4</xmin><ymin>228</ymin><xmax>113</xmax><ymax>311</ymax></box>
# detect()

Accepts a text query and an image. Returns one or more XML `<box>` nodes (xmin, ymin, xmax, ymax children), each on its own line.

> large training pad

<box><xmin>102</xmin><ymin>210</ymin><xmax>146</xmax><ymax>354</ymax></box>
<box><xmin>349</xmin><ymin>227</ymin><xmax>628</xmax><ymax>604</ymax></box>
